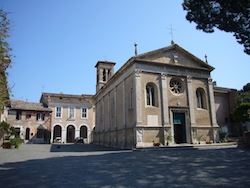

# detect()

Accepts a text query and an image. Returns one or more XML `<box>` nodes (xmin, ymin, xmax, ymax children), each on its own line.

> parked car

<box><xmin>74</xmin><ymin>137</ymin><xmax>84</xmax><ymax>144</ymax></box>
<box><xmin>54</xmin><ymin>137</ymin><xmax>61</xmax><ymax>143</ymax></box>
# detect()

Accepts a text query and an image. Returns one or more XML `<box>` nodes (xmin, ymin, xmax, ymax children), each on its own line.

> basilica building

<box><xmin>93</xmin><ymin>42</ymin><xmax>221</xmax><ymax>148</ymax></box>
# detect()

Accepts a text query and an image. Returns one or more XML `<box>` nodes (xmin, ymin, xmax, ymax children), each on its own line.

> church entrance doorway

<box><xmin>173</xmin><ymin>112</ymin><xmax>186</xmax><ymax>144</ymax></box>
<box><xmin>67</xmin><ymin>125</ymin><xmax>75</xmax><ymax>143</ymax></box>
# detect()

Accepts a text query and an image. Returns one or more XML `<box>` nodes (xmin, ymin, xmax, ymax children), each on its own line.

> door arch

<box><xmin>80</xmin><ymin>125</ymin><xmax>88</xmax><ymax>138</ymax></box>
<box><xmin>67</xmin><ymin>125</ymin><xmax>75</xmax><ymax>143</ymax></box>
<box><xmin>53</xmin><ymin>125</ymin><xmax>62</xmax><ymax>141</ymax></box>
<box><xmin>25</xmin><ymin>128</ymin><xmax>30</xmax><ymax>140</ymax></box>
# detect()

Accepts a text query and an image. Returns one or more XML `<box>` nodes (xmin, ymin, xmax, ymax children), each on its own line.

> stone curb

<box><xmin>133</xmin><ymin>142</ymin><xmax>239</xmax><ymax>151</ymax></box>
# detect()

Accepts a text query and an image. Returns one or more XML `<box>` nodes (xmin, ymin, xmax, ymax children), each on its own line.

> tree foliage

<box><xmin>182</xmin><ymin>0</ymin><xmax>250</xmax><ymax>55</ymax></box>
<box><xmin>0</xmin><ymin>9</ymin><xmax>12</xmax><ymax>113</ymax></box>
<box><xmin>0</xmin><ymin>121</ymin><xmax>15</xmax><ymax>140</ymax></box>
<box><xmin>232</xmin><ymin>83</ymin><xmax>250</xmax><ymax>122</ymax></box>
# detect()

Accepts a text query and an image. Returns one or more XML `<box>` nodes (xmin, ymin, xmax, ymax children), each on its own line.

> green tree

<box><xmin>0</xmin><ymin>9</ymin><xmax>12</xmax><ymax>114</ymax></box>
<box><xmin>182</xmin><ymin>0</ymin><xmax>250</xmax><ymax>55</ymax></box>
<box><xmin>0</xmin><ymin>121</ymin><xmax>15</xmax><ymax>140</ymax></box>
<box><xmin>232</xmin><ymin>83</ymin><xmax>250</xmax><ymax>122</ymax></box>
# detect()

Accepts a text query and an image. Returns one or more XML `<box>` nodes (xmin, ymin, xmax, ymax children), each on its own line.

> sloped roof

<box><xmin>214</xmin><ymin>86</ymin><xmax>237</xmax><ymax>94</ymax></box>
<box><xmin>41</xmin><ymin>92</ymin><xmax>94</xmax><ymax>105</ymax></box>
<box><xmin>134</xmin><ymin>43</ymin><xmax>214</xmax><ymax>71</ymax></box>
<box><xmin>95</xmin><ymin>42</ymin><xmax>215</xmax><ymax>97</ymax></box>
<box><xmin>10</xmin><ymin>100</ymin><xmax>52</xmax><ymax>112</ymax></box>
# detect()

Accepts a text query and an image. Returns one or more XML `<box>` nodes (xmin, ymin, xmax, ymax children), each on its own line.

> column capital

<box><xmin>161</xmin><ymin>73</ymin><xmax>167</xmax><ymax>80</ymax></box>
<box><xmin>187</xmin><ymin>75</ymin><xmax>192</xmax><ymax>83</ymax></box>
<box><xmin>208</xmin><ymin>76</ymin><xmax>213</xmax><ymax>84</ymax></box>
<box><xmin>135</xmin><ymin>69</ymin><xmax>142</xmax><ymax>77</ymax></box>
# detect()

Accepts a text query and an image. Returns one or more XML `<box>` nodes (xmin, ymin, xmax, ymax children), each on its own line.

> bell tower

<box><xmin>95</xmin><ymin>60</ymin><xmax>116</xmax><ymax>92</ymax></box>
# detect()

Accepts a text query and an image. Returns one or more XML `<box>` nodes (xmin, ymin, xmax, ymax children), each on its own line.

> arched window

<box><xmin>196</xmin><ymin>88</ymin><xmax>206</xmax><ymax>109</ymax></box>
<box><xmin>103</xmin><ymin>69</ymin><xmax>106</xmax><ymax>81</ymax></box>
<box><xmin>146</xmin><ymin>84</ymin><xmax>156</xmax><ymax>106</ymax></box>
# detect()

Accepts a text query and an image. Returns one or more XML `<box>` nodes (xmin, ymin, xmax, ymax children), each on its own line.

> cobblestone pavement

<box><xmin>0</xmin><ymin>144</ymin><xmax>250</xmax><ymax>188</ymax></box>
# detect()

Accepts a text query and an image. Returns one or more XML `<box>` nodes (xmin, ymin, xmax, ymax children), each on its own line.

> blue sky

<box><xmin>2</xmin><ymin>0</ymin><xmax>249</xmax><ymax>102</ymax></box>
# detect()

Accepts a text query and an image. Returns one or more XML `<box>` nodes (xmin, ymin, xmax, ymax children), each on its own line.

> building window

<box><xmin>81</xmin><ymin>108</ymin><xmax>88</xmax><ymax>119</ymax></box>
<box><xmin>16</xmin><ymin>111</ymin><xmax>22</xmax><ymax>120</ymax></box>
<box><xmin>68</xmin><ymin>107</ymin><xmax>75</xmax><ymax>119</ymax></box>
<box><xmin>170</xmin><ymin>78</ymin><xmax>183</xmax><ymax>94</ymax></box>
<box><xmin>14</xmin><ymin>127</ymin><xmax>21</xmax><ymax>137</ymax></box>
<box><xmin>103</xmin><ymin>69</ymin><xmax>106</xmax><ymax>81</ymax></box>
<box><xmin>37</xmin><ymin>113</ymin><xmax>45</xmax><ymax>121</ymax></box>
<box><xmin>196</xmin><ymin>88</ymin><xmax>206</xmax><ymax>109</ymax></box>
<box><xmin>55</xmin><ymin>107</ymin><xmax>62</xmax><ymax>118</ymax></box>
<box><xmin>26</xmin><ymin>114</ymin><xmax>31</xmax><ymax>119</ymax></box>
<box><xmin>146</xmin><ymin>84</ymin><xmax>156</xmax><ymax>106</ymax></box>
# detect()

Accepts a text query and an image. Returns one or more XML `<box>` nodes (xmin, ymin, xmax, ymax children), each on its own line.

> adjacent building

<box><xmin>40</xmin><ymin>93</ymin><xmax>95</xmax><ymax>144</ymax></box>
<box><xmin>6</xmin><ymin>100</ymin><xmax>52</xmax><ymax>143</ymax></box>
<box><xmin>214</xmin><ymin>85</ymin><xmax>237</xmax><ymax>135</ymax></box>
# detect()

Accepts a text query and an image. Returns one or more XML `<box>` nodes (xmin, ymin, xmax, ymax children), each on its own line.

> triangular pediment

<box><xmin>135</xmin><ymin>43</ymin><xmax>214</xmax><ymax>71</ymax></box>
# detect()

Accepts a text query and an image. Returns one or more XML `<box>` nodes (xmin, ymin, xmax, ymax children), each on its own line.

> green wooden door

<box><xmin>173</xmin><ymin>113</ymin><xmax>186</xmax><ymax>144</ymax></box>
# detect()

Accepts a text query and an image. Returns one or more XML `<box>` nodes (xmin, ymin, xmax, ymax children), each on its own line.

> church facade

<box><xmin>93</xmin><ymin>42</ymin><xmax>220</xmax><ymax>148</ymax></box>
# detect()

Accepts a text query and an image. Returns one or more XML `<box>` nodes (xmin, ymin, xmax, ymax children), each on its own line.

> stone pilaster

<box><xmin>160</xmin><ymin>73</ymin><xmax>170</xmax><ymax>145</ymax></box>
<box><xmin>108</xmin><ymin>92</ymin><xmax>111</xmax><ymax>145</ymax></box>
<box><xmin>134</xmin><ymin>69</ymin><xmax>143</xmax><ymax>147</ymax></box>
<box><xmin>122</xmin><ymin>80</ymin><xmax>126</xmax><ymax>147</ymax></box>
<box><xmin>114</xmin><ymin>86</ymin><xmax>118</xmax><ymax>146</ymax></box>
<box><xmin>61</xmin><ymin>129</ymin><xmax>66</xmax><ymax>143</ymax></box>
<box><xmin>208</xmin><ymin>76</ymin><xmax>220</xmax><ymax>142</ymax></box>
<box><xmin>187</xmin><ymin>76</ymin><xmax>196</xmax><ymax>143</ymax></box>
<box><xmin>160</xmin><ymin>73</ymin><xmax>170</xmax><ymax>126</ymax></box>
<box><xmin>134</xmin><ymin>69</ymin><xmax>142</xmax><ymax>126</ymax></box>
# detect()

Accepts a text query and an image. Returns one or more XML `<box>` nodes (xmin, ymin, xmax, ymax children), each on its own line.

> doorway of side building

<box><xmin>80</xmin><ymin>125</ymin><xmax>88</xmax><ymax>140</ymax></box>
<box><xmin>14</xmin><ymin>127</ymin><xmax>21</xmax><ymax>138</ymax></box>
<box><xmin>53</xmin><ymin>125</ymin><xmax>62</xmax><ymax>142</ymax></box>
<box><xmin>67</xmin><ymin>125</ymin><xmax>75</xmax><ymax>143</ymax></box>
<box><xmin>173</xmin><ymin>112</ymin><xmax>186</xmax><ymax>144</ymax></box>
<box><xmin>25</xmin><ymin>127</ymin><xmax>30</xmax><ymax>140</ymax></box>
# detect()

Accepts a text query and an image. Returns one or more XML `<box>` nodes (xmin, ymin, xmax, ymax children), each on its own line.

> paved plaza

<box><xmin>0</xmin><ymin>144</ymin><xmax>250</xmax><ymax>187</ymax></box>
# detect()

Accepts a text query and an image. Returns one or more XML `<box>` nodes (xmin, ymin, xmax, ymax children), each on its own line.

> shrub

<box><xmin>9</xmin><ymin>138</ymin><xmax>24</xmax><ymax>148</ymax></box>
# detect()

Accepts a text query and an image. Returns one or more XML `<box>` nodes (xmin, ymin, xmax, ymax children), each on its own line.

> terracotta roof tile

<box><xmin>10</xmin><ymin>100</ymin><xmax>52</xmax><ymax>112</ymax></box>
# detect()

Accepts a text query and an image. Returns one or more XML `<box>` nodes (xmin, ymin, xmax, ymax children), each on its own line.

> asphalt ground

<box><xmin>0</xmin><ymin>144</ymin><xmax>250</xmax><ymax>188</ymax></box>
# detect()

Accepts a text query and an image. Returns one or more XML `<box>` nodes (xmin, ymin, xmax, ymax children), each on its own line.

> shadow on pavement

<box><xmin>50</xmin><ymin>143</ymin><xmax>123</xmax><ymax>152</ymax></box>
<box><xmin>1</xmin><ymin>147</ymin><xmax>250</xmax><ymax>187</ymax></box>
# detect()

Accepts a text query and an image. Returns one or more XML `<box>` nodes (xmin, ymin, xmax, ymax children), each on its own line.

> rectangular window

<box><xmin>81</xmin><ymin>108</ymin><xmax>88</xmax><ymax>119</ymax></box>
<box><xmin>26</xmin><ymin>114</ymin><xmax>31</xmax><ymax>119</ymax></box>
<box><xmin>16</xmin><ymin>111</ymin><xmax>22</xmax><ymax>120</ymax></box>
<box><xmin>36</xmin><ymin>113</ymin><xmax>45</xmax><ymax>121</ymax></box>
<box><xmin>55</xmin><ymin>107</ymin><xmax>62</xmax><ymax>118</ymax></box>
<box><xmin>68</xmin><ymin>107</ymin><xmax>75</xmax><ymax>119</ymax></box>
